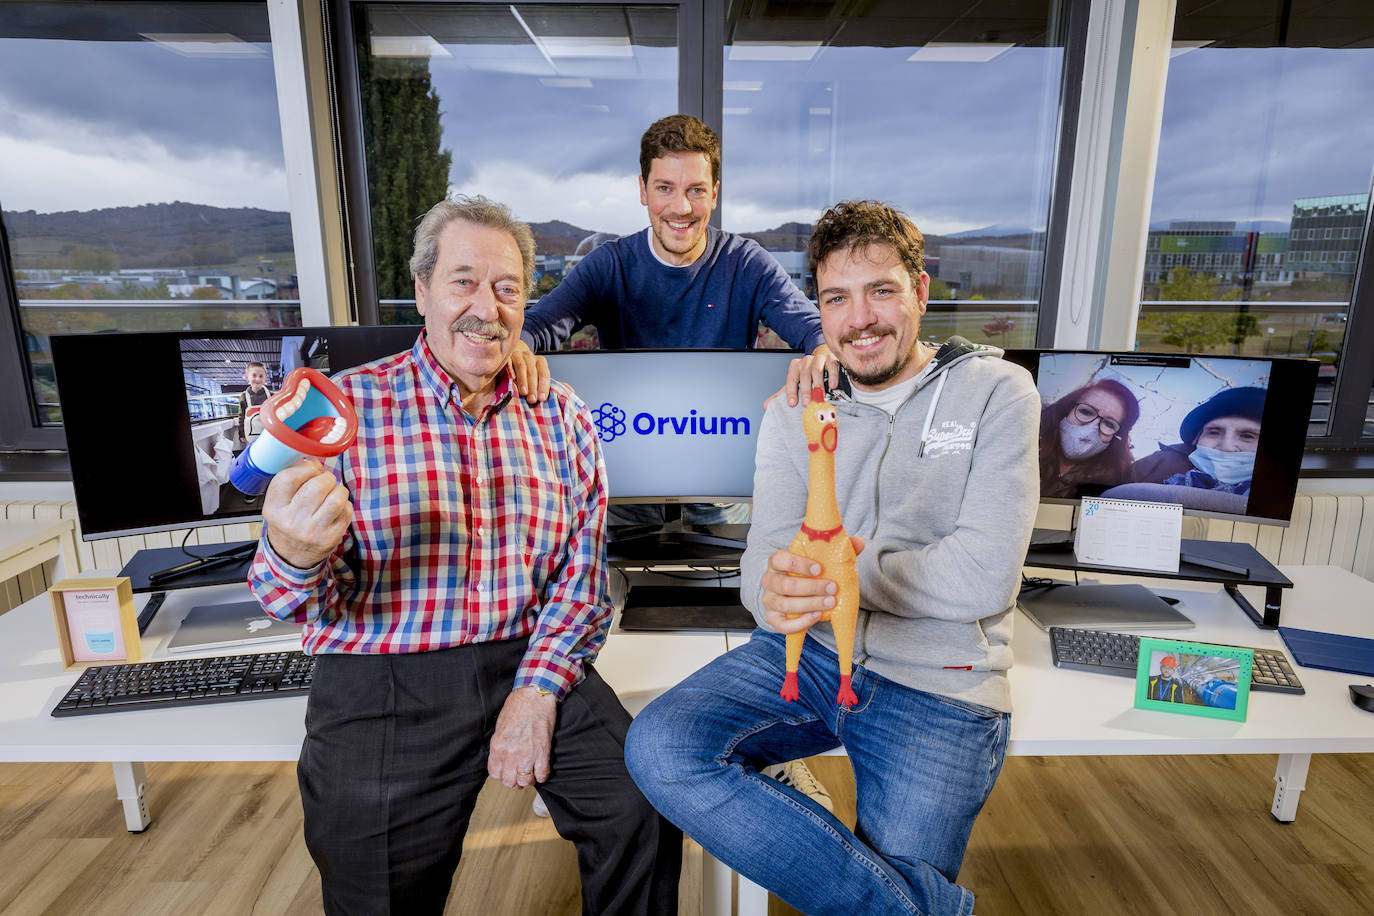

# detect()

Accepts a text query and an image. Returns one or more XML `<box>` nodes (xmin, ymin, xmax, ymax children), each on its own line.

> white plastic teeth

<box><xmin>319</xmin><ymin>416</ymin><xmax>348</xmax><ymax>445</ymax></box>
<box><xmin>275</xmin><ymin>378</ymin><xmax>312</xmax><ymax>422</ymax></box>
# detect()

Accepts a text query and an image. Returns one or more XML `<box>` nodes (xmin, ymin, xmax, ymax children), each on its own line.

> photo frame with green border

<box><xmin>1134</xmin><ymin>637</ymin><xmax>1253</xmax><ymax>722</ymax></box>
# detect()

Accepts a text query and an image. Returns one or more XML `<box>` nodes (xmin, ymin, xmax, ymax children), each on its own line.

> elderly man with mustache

<box><xmin>249</xmin><ymin>195</ymin><xmax>680</xmax><ymax>916</ymax></box>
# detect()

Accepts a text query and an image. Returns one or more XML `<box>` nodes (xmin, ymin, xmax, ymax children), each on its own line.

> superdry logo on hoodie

<box><xmin>923</xmin><ymin>420</ymin><xmax>977</xmax><ymax>457</ymax></box>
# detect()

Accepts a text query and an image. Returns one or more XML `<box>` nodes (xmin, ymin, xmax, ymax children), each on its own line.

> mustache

<box><xmin>840</xmin><ymin>326</ymin><xmax>895</xmax><ymax>346</ymax></box>
<box><xmin>450</xmin><ymin>315</ymin><xmax>509</xmax><ymax>339</ymax></box>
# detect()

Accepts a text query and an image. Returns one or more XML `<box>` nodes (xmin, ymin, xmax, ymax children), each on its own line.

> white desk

<box><xmin>4</xmin><ymin>568</ymin><xmax>1371</xmax><ymax>915</ymax></box>
<box><xmin>0</xmin><ymin>581</ymin><xmax>731</xmax><ymax>832</ymax></box>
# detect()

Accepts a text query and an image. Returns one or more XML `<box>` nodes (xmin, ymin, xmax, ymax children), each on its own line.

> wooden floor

<box><xmin>0</xmin><ymin>753</ymin><xmax>1370</xmax><ymax>915</ymax></box>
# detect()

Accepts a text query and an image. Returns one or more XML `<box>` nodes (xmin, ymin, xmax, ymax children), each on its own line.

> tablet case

<box><xmin>1277</xmin><ymin>627</ymin><xmax>1374</xmax><ymax>677</ymax></box>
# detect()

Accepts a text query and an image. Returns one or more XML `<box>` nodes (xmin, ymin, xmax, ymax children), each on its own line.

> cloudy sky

<box><xmin>1</xmin><ymin>30</ymin><xmax>1372</xmax><ymax>240</ymax></box>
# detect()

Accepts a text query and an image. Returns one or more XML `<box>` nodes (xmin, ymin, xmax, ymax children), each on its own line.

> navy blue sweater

<box><xmin>520</xmin><ymin>227</ymin><xmax>825</xmax><ymax>353</ymax></box>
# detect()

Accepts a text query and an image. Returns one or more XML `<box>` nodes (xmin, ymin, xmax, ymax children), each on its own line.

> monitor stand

<box><xmin>120</xmin><ymin>540</ymin><xmax>259</xmax><ymax>592</ymax></box>
<box><xmin>146</xmin><ymin>542</ymin><xmax>258</xmax><ymax>586</ymax></box>
<box><xmin>1024</xmin><ymin>537</ymin><xmax>1292</xmax><ymax>628</ymax></box>
<box><xmin>606</xmin><ymin>504</ymin><xmax>748</xmax><ymax>564</ymax></box>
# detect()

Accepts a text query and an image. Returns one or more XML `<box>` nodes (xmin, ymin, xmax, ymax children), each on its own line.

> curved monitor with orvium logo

<box><xmin>543</xmin><ymin>349</ymin><xmax>800</xmax><ymax>503</ymax></box>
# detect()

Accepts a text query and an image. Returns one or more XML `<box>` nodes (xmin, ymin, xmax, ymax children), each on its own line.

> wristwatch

<box><xmin>529</xmin><ymin>685</ymin><xmax>553</xmax><ymax>697</ymax></box>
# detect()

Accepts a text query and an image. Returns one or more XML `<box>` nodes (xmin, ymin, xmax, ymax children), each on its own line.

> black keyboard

<box><xmin>1048</xmin><ymin>627</ymin><xmax>1305</xmax><ymax>694</ymax></box>
<box><xmin>51</xmin><ymin>650</ymin><xmax>314</xmax><ymax>718</ymax></box>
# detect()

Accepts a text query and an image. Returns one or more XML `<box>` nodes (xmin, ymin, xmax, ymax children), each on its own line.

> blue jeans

<box><xmin>625</xmin><ymin>630</ymin><xmax>1009</xmax><ymax>916</ymax></box>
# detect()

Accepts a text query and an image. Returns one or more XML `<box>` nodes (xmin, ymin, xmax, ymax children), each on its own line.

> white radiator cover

<box><xmin>0</xmin><ymin>499</ymin><xmax>260</xmax><ymax>612</ymax></box>
<box><xmin>5</xmin><ymin>495</ymin><xmax>1374</xmax><ymax>612</ymax></box>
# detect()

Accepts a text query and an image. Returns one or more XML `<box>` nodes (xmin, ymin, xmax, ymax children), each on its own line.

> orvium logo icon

<box><xmin>590</xmin><ymin>402</ymin><xmax>750</xmax><ymax>443</ymax></box>
<box><xmin>593</xmin><ymin>402</ymin><xmax>628</xmax><ymax>442</ymax></box>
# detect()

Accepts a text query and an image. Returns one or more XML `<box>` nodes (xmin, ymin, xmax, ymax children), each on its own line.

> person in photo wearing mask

<box><xmin>1038</xmin><ymin>380</ymin><xmax>1140</xmax><ymax>499</ymax></box>
<box><xmin>1129</xmin><ymin>387</ymin><xmax>1265</xmax><ymax>494</ymax></box>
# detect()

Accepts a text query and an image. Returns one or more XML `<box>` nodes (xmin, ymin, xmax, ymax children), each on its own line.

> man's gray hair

<box><xmin>409</xmin><ymin>195</ymin><xmax>537</xmax><ymax>295</ymax></box>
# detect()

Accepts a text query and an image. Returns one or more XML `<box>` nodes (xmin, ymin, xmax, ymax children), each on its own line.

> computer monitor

<box><xmin>52</xmin><ymin>325</ymin><xmax>422</xmax><ymax>542</ymax></box>
<box><xmin>542</xmin><ymin>349</ymin><xmax>798</xmax><ymax>504</ymax></box>
<box><xmin>1002</xmin><ymin>350</ymin><xmax>1318</xmax><ymax>527</ymax></box>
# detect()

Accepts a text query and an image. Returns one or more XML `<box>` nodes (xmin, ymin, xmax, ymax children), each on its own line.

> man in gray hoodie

<box><xmin>625</xmin><ymin>200</ymin><xmax>1040</xmax><ymax>916</ymax></box>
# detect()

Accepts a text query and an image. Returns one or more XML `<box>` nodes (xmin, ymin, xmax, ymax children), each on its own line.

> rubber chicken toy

<box><xmin>783</xmin><ymin>387</ymin><xmax>859</xmax><ymax>707</ymax></box>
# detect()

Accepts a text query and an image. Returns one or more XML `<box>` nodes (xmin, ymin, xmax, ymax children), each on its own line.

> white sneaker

<box><xmin>773</xmin><ymin>759</ymin><xmax>833</xmax><ymax>814</ymax></box>
<box><xmin>531</xmin><ymin>791</ymin><xmax>550</xmax><ymax>818</ymax></box>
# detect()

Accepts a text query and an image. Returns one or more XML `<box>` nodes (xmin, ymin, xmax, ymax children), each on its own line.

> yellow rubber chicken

<box><xmin>783</xmin><ymin>386</ymin><xmax>859</xmax><ymax>707</ymax></box>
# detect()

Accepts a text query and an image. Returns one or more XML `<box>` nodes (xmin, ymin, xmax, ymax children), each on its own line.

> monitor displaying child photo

<box><xmin>178</xmin><ymin>334</ymin><xmax>327</xmax><ymax>517</ymax></box>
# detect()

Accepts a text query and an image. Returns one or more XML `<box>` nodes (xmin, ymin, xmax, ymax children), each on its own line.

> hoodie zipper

<box><xmin>827</xmin><ymin>339</ymin><xmax>987</xmax><ymax>668</ymax></box>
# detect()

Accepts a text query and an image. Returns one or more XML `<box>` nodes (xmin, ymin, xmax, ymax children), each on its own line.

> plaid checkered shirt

<box><xmin>248</xmin><ymin>332</ymin><xmax>611</xmax><ymax>699</ymax></box>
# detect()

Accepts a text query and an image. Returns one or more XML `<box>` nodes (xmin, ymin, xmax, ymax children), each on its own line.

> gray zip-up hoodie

<box><xmin>741</xmin><ymin>337</ymin><xmax>1040</xmax><ymax>713</ymax></box>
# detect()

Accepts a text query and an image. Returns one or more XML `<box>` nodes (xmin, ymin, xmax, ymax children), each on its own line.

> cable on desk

<box><xmin>653</xmin><ymin>566</ymin><xmax>739</xmax><ymax>583</ymax></box>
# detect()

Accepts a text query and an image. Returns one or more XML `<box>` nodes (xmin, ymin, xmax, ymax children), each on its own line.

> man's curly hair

<box><xmin>807</xmin><ymin>200</ymin><xmax>925</xmax><ymax>288</ymax></box>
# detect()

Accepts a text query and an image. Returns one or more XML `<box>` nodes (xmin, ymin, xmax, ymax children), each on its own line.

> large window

<box><xmin>0</xmin><ymin>2</ymin><xmax>300</xmax><ymax>446</ymax></box>
<box><xmin>719</xmin><ymin>2</ymin><xmax>1069</xmax><ymax>350</ymax></box>
<box><xmin>344</xmin><ymin>2</ymin><xmax>681</xmax><ymax>324</ymax></box>
<box><xmin>1138</xmin><ymin>1</ymin><xmax>1374</xmax><ymax>445</ymax></box>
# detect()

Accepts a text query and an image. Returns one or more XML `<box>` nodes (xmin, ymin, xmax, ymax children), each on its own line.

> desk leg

<box><xmin>112</xmin><ymin>761</ymin><xmax>152</xmax><ymax>832</ymax></box>
<box><xmin>1271</xmin><ymin>753</ymin><xmax>1310</xmax><ymax>822</ymax></box>
<box><xmin>701</xmin><ymin>851</ymin><xmax>733</xmax><ymax>916</ymax></box>
<box><xmin>737</xmin><ymin>875</ymin><xmax>769</xmax><ymax>916</ymax></box>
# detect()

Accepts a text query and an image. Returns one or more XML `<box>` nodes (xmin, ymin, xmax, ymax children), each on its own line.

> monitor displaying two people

<box><xmin>1011</xmin><ymin>350</ymin><xmax>1317</xmax><ymax>525</ymax></box>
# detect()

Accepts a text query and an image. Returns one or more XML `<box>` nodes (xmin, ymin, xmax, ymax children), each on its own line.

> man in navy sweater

<box><xmin>507</xmin><ymin>114</ymin><xmax>838</xmax><ymax>411</ymax></box>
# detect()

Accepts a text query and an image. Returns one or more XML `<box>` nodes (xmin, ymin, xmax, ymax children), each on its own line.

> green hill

<box><xmin>4</xmin><ymin>202</ymin><xmax>294</xmax><ymax>270</ymax></box>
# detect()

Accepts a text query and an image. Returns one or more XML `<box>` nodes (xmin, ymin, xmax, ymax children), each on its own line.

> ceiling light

<box><xmin>728</xmin><ymin>41</ymin><xmax>821</xmax><ymax>62</ymax></box>
<box><xmin>539</xmin><ymin>36</ymin><xmax>633</xmax><ymax>58</ymax></box>
<box><xmin>139</xmin><ymin>33</ymin><xmax>267</xmax><ymax>58</ymax></box>
<box><xmin>369</xmin><ymin>35</ymin><xmax>452</xmax><ymax>58</ymax></box>
<box><xmin>724</xmin><ymin>81</ymin><xmax>764</xmax><ymax>91</ymax></box>
<box><xmin>906</xmin><ymin>42</ymin><xmax>1014</xmax><ymax>63</ymax></box>
<box><xmin>724</xmin><ymin>107</ymin><xmax>752</xmax><ymax>116</ymax></box>
<box><xmin>1170</xmin><ymin>40</ymin><xmax>1213</xmax><ymax>59</ymax></box>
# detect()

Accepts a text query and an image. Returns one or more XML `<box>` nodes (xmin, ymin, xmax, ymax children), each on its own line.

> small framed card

<box><xmin>48</xmin><ymin>577</ymin><xmax>142</xmax><ymax>670</ymax></box>
<box><xmin>1135</xmin><ymin>637</ymin><xmax>1252</xmax><ymax>722</ymax></box>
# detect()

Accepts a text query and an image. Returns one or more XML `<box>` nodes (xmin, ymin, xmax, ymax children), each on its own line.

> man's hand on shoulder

<box><xmin>488</xmin><ymin>685</ymin><xmax>558</xmax><ymax>789</ymax></box>
<box><xmin>262</xmin><ymin>460</ymin><xmax>352</xmax><ymax>570</ymax></box>
<box><xmin>759</xmin><ymin>537</ymin><xmax>864</xmax><ymax>632</ymax></box>
<box><xmin>509</xmin><ymin>339</ymin><xmax>552</xmax><ymax>404</ymax></box>
<box><xmin>767</xmin><ymin>343</ymin><xmax>841</xmax><ymax>408</ymax></box>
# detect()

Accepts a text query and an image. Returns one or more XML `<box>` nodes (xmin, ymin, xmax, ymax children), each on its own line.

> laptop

<box><xmin>166</xmin><ymin>600</ymin><xmax>301</xmax><ymax>654</ymax></box>
<box><xmin>1017</xmin><ymin>583</ymin><xmax>1194</xmax><ymax>632</ymax></box>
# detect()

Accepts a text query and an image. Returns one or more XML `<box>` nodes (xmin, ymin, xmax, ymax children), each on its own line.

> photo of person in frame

<box><xmin>1148</xmin><ymin>650</ymin><xmax>1242</xmax><ymax>711</ymax></box>
<box><xmin>1146</xmin><ymin>654</ymin><xmax>1193</xmax><ymax>704</ymax></box>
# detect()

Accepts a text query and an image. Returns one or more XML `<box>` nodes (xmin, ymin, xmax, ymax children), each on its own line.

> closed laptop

<box><xmin>1018</xmin><ymin>583</ymin><xmax>1194</xmax><ymax>632</ymax></box>
<box><xmin>166</xmin><ymin>600</ymin><xmax>300</xmax><ymax>654</ymax></box>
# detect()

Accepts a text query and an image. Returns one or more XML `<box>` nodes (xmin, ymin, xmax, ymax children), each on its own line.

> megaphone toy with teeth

<box><xmin>229</xmin><ymin>367</ymin><xmax>358</xmax><ymax>495</ymax></box>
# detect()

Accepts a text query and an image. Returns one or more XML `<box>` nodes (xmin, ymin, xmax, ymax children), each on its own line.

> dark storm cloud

<box><xmin>0</xmin><ymin>35</ymin><xmax>285</xmax><ymax>168</ymax></box>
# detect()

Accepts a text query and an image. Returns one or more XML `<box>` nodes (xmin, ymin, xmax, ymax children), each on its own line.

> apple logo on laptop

<box><xmin>246</xmin><ymin>619</ymin><xmax>272</xmax><ymax>633</ymax></box>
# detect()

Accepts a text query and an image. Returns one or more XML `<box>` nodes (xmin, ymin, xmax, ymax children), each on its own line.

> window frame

<box><xmin>0</xmin><ymin>220</ymin><xmax>62</xmax><ymax>450</ymax></box>
<box><xmin>8</xmin><ymin>0</ymin><xmax>1368</xmax><ymax>462</ymax></box>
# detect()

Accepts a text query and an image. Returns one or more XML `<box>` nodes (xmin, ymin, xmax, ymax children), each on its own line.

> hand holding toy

<box><xmin>782</xmin><ymin>387</ymin><xmax>860</xmax><ymax>707</ymax></box>
<box><xmin>229</xmin><ymin>367</ymin><xmax>358</xmax><ymax>495</ymax></box>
